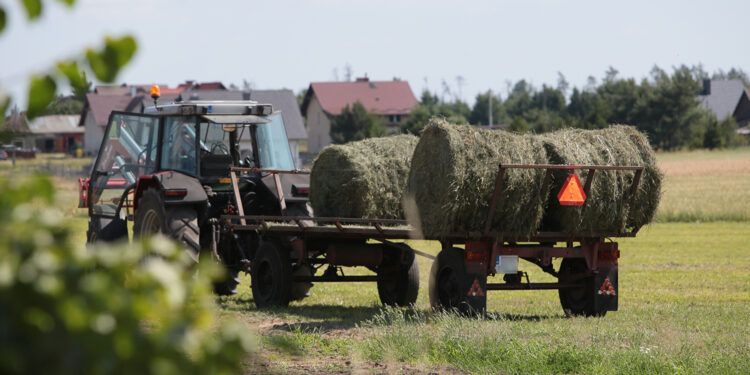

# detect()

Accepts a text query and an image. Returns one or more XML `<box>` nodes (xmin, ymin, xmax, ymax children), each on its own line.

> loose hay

<box><xmin>310</xmin><ymin>135</ymin><xmax>419</xmax><ymax>219</ymax></box>
<box><xmin>541</xmin><ymin>125</ymin><xmax>662</xmax><ymax>234</ymax></box>
<box><xmin>407</xmin><ymin>119</ymin><xmax>549</xmax><ymax>237</ymax></box>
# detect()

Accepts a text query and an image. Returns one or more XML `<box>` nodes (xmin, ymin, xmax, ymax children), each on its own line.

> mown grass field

<box><xmin>2</xmin><ymin>148</ymin><xmax>749</xmax><ymax>374</ymax></box>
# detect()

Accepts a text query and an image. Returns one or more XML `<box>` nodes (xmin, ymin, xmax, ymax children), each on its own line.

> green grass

<box><xmin>217</xmin><ymin>222</ymin><xmax>749</xmax><ymax>374</ymax></box>
<box><xmin>7</xmin><ymin>148</ymin><xmax>750</xmax><ymax>374</ymax></box>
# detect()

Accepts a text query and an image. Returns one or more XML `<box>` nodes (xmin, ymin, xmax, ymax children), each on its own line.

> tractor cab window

<box><xmin>256</xmin><ymin>113</ymin><xmax>294</xmax><ymax>171</ymax></box>
<box><xmin>161</xmin><ymin>116</ymin><xmax>198</xmax><ymax>175</ymax></box>
<box><xmin>90</xmin><ymin>113</ymin><xmax>159</xmax><ymax>217</ymax></box>
<box><xmin>197</xmin><ymin>121</ymin><xmax>234</xmax><ymax>177</ymax></box>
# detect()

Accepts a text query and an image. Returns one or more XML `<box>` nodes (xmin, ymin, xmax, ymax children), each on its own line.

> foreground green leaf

<box><xmin>21</xmin><ymin>0</ymin><xmax>42</xmax><ymax>20</ymax></box>
<box><xmin>56</xmin><ymin>61</ymin><xmax>85</xmax><ymax>90</ymax></box>
<box><xmin>0</xmin><ymin>7</ymin><xmax>7</xmax><ymax>33</ymax></box>
<box><xmin>86</xmin><ymin>35</ymin><xmax>137</xmax><ymax>82</ymax></box>
<box><xmin>26</xmin><ymin>75</ymin><xmax>57</xmax><ymax>119</ymax></box>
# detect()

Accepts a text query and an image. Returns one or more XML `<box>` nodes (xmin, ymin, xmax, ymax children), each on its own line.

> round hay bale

<box><xmin>407</xmin><ymin>119</ymin><xmax>549</xmax><ymax>238</ymax></box>
<box><xmin>540</xmin><ymin>125</ymin><xmax>662</xmax><ymax>234</ymax></box>
<box><xmin>310</xmin><ymin>135</ymin><xmax>419</xmax><ymax>219</ymax></box>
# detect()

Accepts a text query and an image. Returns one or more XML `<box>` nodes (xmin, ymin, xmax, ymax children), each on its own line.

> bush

<box><xmin>0</xmin><ymin>175</ymin><xmax>251</xmax><ymax>375</ymax></box>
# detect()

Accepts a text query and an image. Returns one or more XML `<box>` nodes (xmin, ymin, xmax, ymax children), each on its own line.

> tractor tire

<box><xmin>133</xmin><ymin>187</ymin><xmax>200</xmax><ymax>262</ymax></box>
<box><xmin>558</xmin><ymin>258</ymin><xmax>604</xmax><ymax>317</ymax></box>
<box><xmin>377</xmin><ymin>244</ymin><xmax>419</xmax><ymax>306</ymax></box>
<box><xmin>429</xmin><ymin>247</ymin><xmax>470</xmax><ymax>313</ymax></box>
<box><xmin>251</xmin><ymin>241</ymin><xmax>293</xmax><ymax>308</ymax></box>
<box><xmin>86</xmin><ymin>217</ymin><xmax>128</xmax><ymax>244</ymax></box>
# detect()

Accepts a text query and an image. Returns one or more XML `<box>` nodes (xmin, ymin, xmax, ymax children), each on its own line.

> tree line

<box><xmin>398</xmin><ymin>65</ymin><xmax>748</xmax><ymax>150</ymax></box>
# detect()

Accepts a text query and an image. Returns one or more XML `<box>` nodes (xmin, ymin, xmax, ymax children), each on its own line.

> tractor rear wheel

<box><xmin>429</xmin><ymin>247</ymin><xmax>468</xmax><ymax>312</ymax></box>
<box><xmin>377</xmin><ymin>244</ymin><xmax>419</xmax><ymax>306</ymax></box>
<box><xmin>558</xmin><ymin>258</ymin><xmax>604</xmax><ymax>317</ymax></box>
<box><xmin>251</xmin><ymin>241</ymin><xmax>293</xmax><ymax>308</ymax></box>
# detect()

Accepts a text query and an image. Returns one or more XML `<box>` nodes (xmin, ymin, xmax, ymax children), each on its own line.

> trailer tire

<box><xmin>558</xmin><ymin>258</ymin><xmax>604</xmax><ymax>317</ymax></box>
<box><xmin>429</xmin><ymin>247</ymin><xmax>470</xmax><ymax>313</ymax></box>
<box><xmin>133</xmin><ymin>187</ymin><xmax>200</xmax><ymax>262</ymax></box>
<box><xmin>377</xmin><ymin>244</ymin><xmax>419</xmax><ymax>306</ymax></box>
<box><xmin>251</xmin><ymin>241</ymin><xmax>293</xmax><ymax>308</ymax></box>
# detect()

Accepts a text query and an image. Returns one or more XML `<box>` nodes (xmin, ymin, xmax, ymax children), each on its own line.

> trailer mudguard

<box><xmin>134</xmin><ymin>171</ymin><xmax>207</xmax><ymax>210</ymax></box>
<box><xmin>594</xmin><ymin>264</ymin><xmax>618</xmax><ymax>312</ymax></box>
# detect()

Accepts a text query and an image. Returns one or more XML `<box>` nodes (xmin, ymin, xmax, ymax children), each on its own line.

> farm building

<box><xmin>27</xmin><ymin>114</ymin><xmax>83</xmax><ymax>153</ymax></box>
<box><xmin>698</xmin><ymin>79</ymin><xmax>750</xmax><ymax>132</ymax></box>
<box><xmin>301</xmin><ymin>78</ymin><xmax>418</xmax><ymax>153</ymax></box>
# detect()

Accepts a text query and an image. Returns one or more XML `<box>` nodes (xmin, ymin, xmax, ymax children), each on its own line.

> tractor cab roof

<box><xmin>143</xmin><ymin>100</ymin><xmax>274</xmax><ymax>118</ymax></box>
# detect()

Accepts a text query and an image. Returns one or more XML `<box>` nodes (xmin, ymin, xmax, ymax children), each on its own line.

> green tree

<box><xmin>469</xmin><ymin>91</ymin><xmax>506</xmax><ymax>125</ymax></box>
<box><xmin>401</xmin><ymin>105</ymin><xmax>431</xmax><ymax>135</ymax></box>
<box><xmin>40</xmin><ymin>95</ymin><xmax>84</xmax><ymax>116</ymax></box>
<box><xmin>330</xmin><ymin>101</ymin><xmax>386</xmax><ymax>143</ymax></box>
<box><xmin>508</xmin><ymin>116</ymin><xmax>530</xmax><ymax>133</ymax></box>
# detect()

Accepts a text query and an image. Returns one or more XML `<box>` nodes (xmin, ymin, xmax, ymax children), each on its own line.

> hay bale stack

<box><xmin>310</xmin><ymin>135</ymin><xmax>419</xmax><ymax>219</ymax></box>
<box><xmin>540</xmin><ymin>125</ymin><xmax>662</xmax><ymax>233</ymax></box>
<box><xmin>407</xmin><ymin>119</ymin><xmax>549</xmax><ymax>237</ymax></box>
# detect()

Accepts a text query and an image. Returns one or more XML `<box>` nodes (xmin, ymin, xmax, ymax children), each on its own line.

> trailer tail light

<box><xmin>164</xmin><ymin>189</ymin><xmax>188</xmax><ymax>198</ymax></box>
<box><xmin>465</xmin><ymin>242</ymin><xmax>490</xmax><ymax>263</ymax></box>
<box><xmin>598</xmin><ymin>242</ymin><xmax>620</xmax><ymax>261</ymax></box>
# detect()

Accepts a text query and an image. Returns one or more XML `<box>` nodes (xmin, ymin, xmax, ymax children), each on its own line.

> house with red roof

<box><xmin>300</xmin><ymin>77</ymin><xmax>418</xmax><ymax>153</ymax></box>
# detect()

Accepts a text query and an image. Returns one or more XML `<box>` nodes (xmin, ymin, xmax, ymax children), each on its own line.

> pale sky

<box><xmin>2</xmin><ymin>0</ymin><xmax>749</xmax><ymax>108</ymax></box>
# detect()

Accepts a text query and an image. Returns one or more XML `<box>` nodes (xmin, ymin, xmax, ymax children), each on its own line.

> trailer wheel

<box><xmin>558</xmin><ymin>258</ymin><xmax>604</xmax><ymax>317</ymax></box>
<box><xmin>133</xmin><ymin>187</ymin><xmax>201</xmax><ymax>262</ymax></box>
<box><xmin>251</xmin><ymin>241</ymin><xmax>293</xmax><ymax>308</ymax></box>
<box><xmin>429</xmin><ymin>247</ymin><xmax>468</xmax><ymax>312</ymax></box>
<box><xmin>377</xmin><ymin>244</ymin><xmax>419</xmax><ymax>306</ymax></box>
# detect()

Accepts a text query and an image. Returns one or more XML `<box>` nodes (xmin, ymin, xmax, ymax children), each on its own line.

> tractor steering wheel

<box><xmin>210</xmin><ymin>142</ymin><xmax>230</xmax><ymax>155</ymax></box>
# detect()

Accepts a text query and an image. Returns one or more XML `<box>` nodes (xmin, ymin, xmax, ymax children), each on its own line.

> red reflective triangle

<box><xmin>557</xmin><ymin>173</ymin><xmax>586</xmax><ymax>206</ymax></box>
<box><xmin>467</xmin><ymin>278</ymin><xmax>485</xmax><ymax>297</ymax></box>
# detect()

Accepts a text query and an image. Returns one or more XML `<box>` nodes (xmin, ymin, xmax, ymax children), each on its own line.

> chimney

<box><xmin>355</xmin><ymin>77</ymin><xmax>369</xmax><ymax>82</ymax></box>
<box><xmin>130</xmin><ymin>86</ymin><xmax>136</xmax><ymax>96</ymax></box>
<box><xmin>702</xmin><ymin>79</ymin><xmax>711</xmax><ymax>95</ymax></box>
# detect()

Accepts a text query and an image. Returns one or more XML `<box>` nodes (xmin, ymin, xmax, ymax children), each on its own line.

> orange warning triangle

<box><xmin>557</xmin><ymin>173</ymin><xmax>586</xmax><ymax>206</ymax></box>
<box><xmin>467</xmin><ymin>278</ymin><xmax>485</xmax><ymax>297</ymax></box>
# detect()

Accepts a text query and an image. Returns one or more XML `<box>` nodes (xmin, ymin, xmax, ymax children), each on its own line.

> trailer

<box><xmin>220</xmin><ymin>162</ymin><xmax>644</xmax><ymax>316</ymax></box>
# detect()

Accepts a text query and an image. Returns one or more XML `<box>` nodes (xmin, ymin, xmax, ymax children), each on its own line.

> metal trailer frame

<box><xmin>220</xmin><ymin>163</ymin><xmax>644</xmax><ymax>315</ymax></box>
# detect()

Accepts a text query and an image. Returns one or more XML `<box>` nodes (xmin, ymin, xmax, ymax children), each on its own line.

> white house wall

<box><xmin>306</xmin><ymin>95</ymin><xmax>332</xmax><ymax>154</ymax></box>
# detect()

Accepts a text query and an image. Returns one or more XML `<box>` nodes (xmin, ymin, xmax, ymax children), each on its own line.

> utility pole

<box><xmin>488</xmin><ymin>89</ymin><xmax>493</xmax><ymax>126</ymax></box>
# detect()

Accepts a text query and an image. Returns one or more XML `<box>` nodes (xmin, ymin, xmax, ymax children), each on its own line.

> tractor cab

<box><xmin>81</xmin><ymin>99</ymin><xmax>309</xmax><ymax>247</ymax></box>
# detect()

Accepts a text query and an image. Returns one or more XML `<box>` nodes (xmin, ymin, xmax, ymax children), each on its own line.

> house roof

<box><xmin>249</xmin><ymin>89</ymin><xmax>307</xmax><ymax>140</ymax></box>
<box><xmin>28</xmin><ymin>115</ymin><xmax>83</xmax><ymax>134</ymax></box>
<box><xmin>82</xmin><ymin>94</ymin><xmax>144</xmax><ymax>126</ymax></box>
<box><xmin>699</xmin><ymin>80</ymin><xmax>747</xmax><ymax>122</ymax></box>
<box><xmin>301</xmin><ymin>78</ymin><xmax>418</xmax><ymax>116</ymax></box>
<box><xmin>3</xmin><ymin>115</ymin><xmax>29</xmax><ymax>134</ymax></box>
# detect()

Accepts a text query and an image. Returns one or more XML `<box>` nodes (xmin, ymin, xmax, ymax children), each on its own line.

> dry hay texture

<box><xmin>408</xmin><ymin>120</ymin><xmax>662</xmax><ymax>237</ymax></box>
<box><xmin>310</xmin><ymin>135</ymin><xmax>419</xmax><ymax>219</ymax></box>
<box><xmin>540</xmin><ymin>125</ymin><xmax>662</xmax><ymax>234</ymax></box>
<box><xmin>408</xmin><ymin>119</ymin><xmax>549</xmax><ymax>237</ymax></box>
